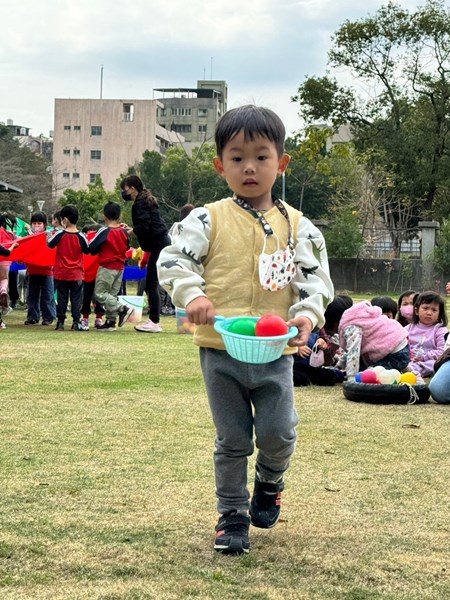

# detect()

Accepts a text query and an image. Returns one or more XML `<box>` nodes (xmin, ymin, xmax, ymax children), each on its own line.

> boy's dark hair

<box><xmin>82</xmin><ymin>222</ymin><xmax>102</xmax><ymax>233</ymax></box>
<box><xmin>324</xmin><ymin>295</ymin><xmax>353</xmax><ymax>333</ymax></box>
<box><xmin>412</xmin><ymin>290</ymin><xmax>448</xmax><ymax>326</ymax></box>
<box><xmin>52</xmin><ymin>210</ymin><xmax>62</xmax><ymax>225</ymax></box>
<box><xmin>120</xmin><ymin>175</ymin><xmax>143</xmax><ymax>193</ymax></box>
<box><xmin>371</xmin><ymin>296</ymin><xmax>397</xmax><ymax>318</ymax></box>
<box><xmin>31</xmin><ymin>211</ymin><xmax>47</xmax><ymax>225</ymax></box>
<box><xmin>179</xmin><ymin>203</ymin><xmax>195</xmax><ymax>220</ymax></box>
<box><xmin>103</xmin><ymin>201</ymin><xmax>121</xmax><ymax>221</ymax></box>
<box><xmin>215</xmin><ymin>105</ymin><xmax>286</xmax><ymax>158</ymax></box>
<box><xmin>60</xmin><ymin>204</ymin><xmax>79</xmax><ymax>225</ymax></box>
<box><xmin>0</xmin><ymin>213</ymin><xmax>16</xmax><ymax>230</ymax></box>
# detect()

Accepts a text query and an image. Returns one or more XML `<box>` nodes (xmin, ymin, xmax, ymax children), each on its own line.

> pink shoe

<box><xmin>134</xmin><ymin>319</ymin><xmax>162</xmax><ymax>333</ymax></box>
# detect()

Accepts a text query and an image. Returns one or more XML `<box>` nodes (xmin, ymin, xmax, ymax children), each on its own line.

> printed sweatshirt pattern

<box><xmin>157</xmin><ymin>197</ymin><xmax>333</xmax><ymax>351</ymax></box>
<box><xmin>405</xmin><ymin>321</ymin><xmax>449</xmax><ymax>377</ymax></box>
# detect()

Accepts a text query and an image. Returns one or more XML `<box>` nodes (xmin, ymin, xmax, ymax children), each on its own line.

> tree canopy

<box><xmin>292</xmin><ymin>0</ymin><xmax>450</xmax><ymax>219</ymax></box>
<box><xmin>0</xmin><ymin>125</ymin><xmax>52</xmax><ymax>219</ymax></box>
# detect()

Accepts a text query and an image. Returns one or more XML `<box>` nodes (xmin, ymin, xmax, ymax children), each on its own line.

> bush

<box><xmin>432</xmin><ymin>218</ymin><xmax>450</xmax><ymax>277</ymax></box>
<box><xmin>324</xmin><ymin>209</ymin><xmax>363</xmax><ymax>258</ymax></box>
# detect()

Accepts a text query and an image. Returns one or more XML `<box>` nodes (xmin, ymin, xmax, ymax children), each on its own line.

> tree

<box><xmin>292</xmin><ymin>0</ymin><xmax>450</xmax><ymax>217</ymax></box>
<box><xmin>0</xmin><ymin>124</ymin><xmax>52</xmax><ymax>218</ymax></box>
<box><xmin>60</xmin><ymin>178</ymin><xmax>118</xmax><ymax>227</ymax></box>
<box><xmin>281</xmin><ymin>128</ymin><xmax>334</xmax><ymax>218</ymax></box>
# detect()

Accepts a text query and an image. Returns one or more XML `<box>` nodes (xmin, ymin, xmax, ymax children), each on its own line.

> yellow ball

<box><xmin>399</xmin><ymin>372</ymin><xmax>417</xmax><ymax>385</ymax></box>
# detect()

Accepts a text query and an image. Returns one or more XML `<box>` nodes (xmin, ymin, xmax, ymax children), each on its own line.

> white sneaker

<box><xmin>134</xmin><ymin>319</ymin><xmax>162</xmax><ymax>333</ymax></box>
<box><xmin>80</xmin><ymin>318</ymin><xmax>89</xmax><ymax>330</ymax></box>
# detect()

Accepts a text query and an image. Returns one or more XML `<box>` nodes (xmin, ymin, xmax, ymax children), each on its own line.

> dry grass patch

<box><xmin>0</xmin><ymin>309</ymin><xmax>449</xmax><ymax>599</ymax></box>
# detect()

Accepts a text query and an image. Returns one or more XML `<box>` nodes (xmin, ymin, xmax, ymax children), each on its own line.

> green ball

<box><xmin>228</xmin><ymin>318</ymin><xmax>256</xmax><ymax>336</ymax></box>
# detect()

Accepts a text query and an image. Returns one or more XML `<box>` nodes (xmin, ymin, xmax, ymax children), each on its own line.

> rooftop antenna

<box><xmin>210</xmin><ymin>57</ymin><xmax>213</xmax><ymax>79</ymax></box>
<box><xmin>100</xmin><ymin>64</ymin><xmax>104</xmax><ymax>99</ymax></box>
<box><xmin>203</xmin><ymin>66</ymin><xmax>206</xmax><ymax>79</ymax></box>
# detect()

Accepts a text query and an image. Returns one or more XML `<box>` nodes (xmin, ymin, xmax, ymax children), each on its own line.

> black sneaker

<box><xmin>24</xmin><ymin>319</ymin><xmax>39</xmax><ymax>325</ymax></box>
<box><xmin>41</xmin><ymin>320</ymin><xmax>53</xmax><ymax>326</ymax></box>
<box><xmin>214</xmin><ymin>511</ymin><xmax>250</xmax><ymax>555</ymax></box>
<box><xmin>118</xmin><ymin>304</ymin><xmax>134</xmax><ymax>327</ymax></box>
<box><xmin>249</xmin><ymin>476</ymin><xmax>284</xmax><ymax>529</ymax></box>
<box><xmin>71</xmin><ymin>321</ymin><xmax>89</xmax><ymax>331</ymax></box>
<box><xmin>55</xmin><ymin>320</ymin><xmax>64</xmax><ymax>331</ymax></box>
<box><xmin>97</xmin><ymin>320</ymin><xmax>117</xmax><ymax>332</ymax></box>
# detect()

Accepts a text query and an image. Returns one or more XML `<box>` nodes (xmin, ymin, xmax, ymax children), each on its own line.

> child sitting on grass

<box><xmin>405</xmin><ymin>291</ymin><xmax>448</xmax><ymax>383</ymax></box>
<box><xmin>337</xmin><ymin>300</ymin><xmax>410</xmax><ymax>380</ymax></box>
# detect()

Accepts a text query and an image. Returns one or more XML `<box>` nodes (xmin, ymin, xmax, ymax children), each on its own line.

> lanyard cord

<box><xmin>232</xmin><ymin>195</ymin><xmax>295</xmax><ymax>250</ymax></box>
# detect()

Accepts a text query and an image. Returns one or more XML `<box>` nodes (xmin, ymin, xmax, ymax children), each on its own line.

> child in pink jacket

<box><xmin>338</xmin><ymin>300</ymin><xmax>410</xmax><ymax>380</ymax></box>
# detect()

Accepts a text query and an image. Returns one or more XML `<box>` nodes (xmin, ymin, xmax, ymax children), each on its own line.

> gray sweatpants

<box><xmin>200</xmin><ymin>348</ymin><xmax>298</xmax><ymax>515</ymax></box>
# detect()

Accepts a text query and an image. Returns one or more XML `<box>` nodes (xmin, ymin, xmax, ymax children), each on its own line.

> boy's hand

<box><xmin>186</xmin><ymin>296</ymin><xmax>215</xmax><ymax>325</ymax></box>
<box><xmin>286</xmin><ymin>316</ymin><xmax>313</xmax><ymax>347</ymax></box>
<box><xmin>297</xmin><ymin>345</ymin><xmax>312</xmax><ymax>358</ymax></box>
<box><xmin>9</xmin><ymin>242</ymin><xmax>19</xmax><ymax>250</ymax></box>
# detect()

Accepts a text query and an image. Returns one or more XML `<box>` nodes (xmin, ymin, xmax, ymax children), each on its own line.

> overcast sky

<box><xmin>1</xmin><ymin>0</ymin><xmax>424</xmax><ymax>139</ymax></box>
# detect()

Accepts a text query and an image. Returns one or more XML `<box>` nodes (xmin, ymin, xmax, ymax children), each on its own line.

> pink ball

<box><xmin>361</xmin><ymin>370</ymin><xmax>378</xmax><ymax>384</ymax></box>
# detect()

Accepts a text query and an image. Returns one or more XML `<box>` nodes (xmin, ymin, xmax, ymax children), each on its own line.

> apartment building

<box><xmin>53</xmin><ymin>98</ymin><xmax>182</xmax><ymax>195</ymax></box>
<box><xmin>154</xmin><ymin>80</ymin><xmax>227</xmax><ymax>151</ymax></box>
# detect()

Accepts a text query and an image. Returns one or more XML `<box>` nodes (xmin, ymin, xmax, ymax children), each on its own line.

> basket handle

<box><xmin>214</xmin><ymin>315</ymin><xmax>225</xmax><ymax>323</ymax></box>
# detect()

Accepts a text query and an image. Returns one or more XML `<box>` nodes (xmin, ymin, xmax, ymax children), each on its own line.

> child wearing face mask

<box><xmin>397</xmin><ymin>290</ymin><xmax>417</xmax><ymax>327</ymax></box>
<box><xmin>24</xmin><ymin>212</ymin><xmax>57</xmax><ymax>326</ymax></box>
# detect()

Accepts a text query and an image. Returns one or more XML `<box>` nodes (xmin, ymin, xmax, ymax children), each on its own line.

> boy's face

<box><xmin>213</xmin><ymin>131</ymin><xmax>289</xmax><ymax>209</ymax></box>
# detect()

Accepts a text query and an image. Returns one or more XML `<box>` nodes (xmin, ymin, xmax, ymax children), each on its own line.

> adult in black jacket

<box><xmin>120</xmin><ymin>175</ymin><xmax>171</xmax><ymax>333</ymax></box>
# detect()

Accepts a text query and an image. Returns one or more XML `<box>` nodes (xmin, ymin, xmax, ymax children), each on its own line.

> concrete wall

<box><xmin>329</xmin><ymin>258</ymin><xmax>424</xmax><ymax>294</ymax></box>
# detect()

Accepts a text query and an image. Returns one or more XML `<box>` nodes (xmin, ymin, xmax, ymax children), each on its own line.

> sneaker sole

<box><xmin>134</xmin><ymin>328</ymin><xmax>162</xmax><ymax>333</ymax></box>
<box><xmin>214</xmin><ymin>541</ymin><xmax>250</xmax><ymax>555</ymax></box>
<box><xmin>118</xmin><ymin>307</ymin><xmax>134</xmax><ymax>327</ymax></box>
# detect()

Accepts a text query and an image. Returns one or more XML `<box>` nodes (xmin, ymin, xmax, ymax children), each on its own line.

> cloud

<box><xmin>0</xmin><ymin>0</ymin><xmax>425</xmax><ymax>137</ymax></box>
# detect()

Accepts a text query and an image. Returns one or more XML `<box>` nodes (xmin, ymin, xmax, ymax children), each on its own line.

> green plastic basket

<box><xmin>214</xmin><ymin>316</ymin><xmax>297</xmax><ymax>364</ymax></box>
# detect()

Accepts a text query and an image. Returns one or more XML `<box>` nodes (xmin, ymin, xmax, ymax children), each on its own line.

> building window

<box><xmin>90</xmin><ymin>174</ymin><xmax>100</xmax><ymax>184</ymax></box>
<box><xmin>171</xmin><ymin>107</ymin><xmax>192</xmax><ymax>116</ymax></box>
<box><xmin>172</xmin><ymin>124</ymin><xmax>192</xmax><ymax>133</ymax></box>
<box><xmin>158</xmin><ymin>108</ymin><xmax>167</xmax><ymax>117</ymax></box>
<box><xmin>64</xmin><ymin>125</ymin><xmax>71</xmax><ymax>131</ymax></box>
<box><xmin>198</xmin><ymin>108</ymin><xmax>208</xmax><ymax>117</ymax></box>
<box><xmin>63</xmin><ymin>149</ymin><xmax>70</xmax><ymax>155</ymax></box>
<box><xmin>123</xmin><ymin>103</ymin><xmax>134</xmax><ymax>122</ymax></box>
<box><xmin>73</xmin><ymin>173</ymin><xmax>80</xmax><ymax>179</ymax></box>
<box><xmin>62</xmin><ymin>172</ymin><xmax>70</xmax><ymax>179</ymax></box>
<box><xmin>90</xmin><ymin>150</ymin><xmax>102</xmax><ymax>160</ymax></box>
<box><xmin>198</xmin><ymin>125</ymin><xmax>207</xmax><ymax>133</ymax></box>
<box><xmin>91</xmin><ymin>126</ymin><xmax>102</xmax><ymax>136</ymax></box>
<box><xmin>73</xmin><ymin>149</ymin><xmax>80</xmax><ymax>156</ymax></box>
<box><xmin>74</xmin><ymin>125</ymin><xmax>81</xmax><ymax>131</ymax></box>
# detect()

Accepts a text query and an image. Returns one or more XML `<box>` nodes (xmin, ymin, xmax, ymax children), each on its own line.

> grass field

<box><xmin>1</xmin><ymin>304</ymin><xmax>449</xmax><ymax>600</ymax></box>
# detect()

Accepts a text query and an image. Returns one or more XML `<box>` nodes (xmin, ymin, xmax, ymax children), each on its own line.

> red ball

<box><xmin>360</xmin><ymin>370</ymin><xmax>378</xmax><ymax>384</ymax></box>
<box><xmin>255</xmin><ymin>313</ymin><xmax>289</xmax><ymax>337</ymax></box>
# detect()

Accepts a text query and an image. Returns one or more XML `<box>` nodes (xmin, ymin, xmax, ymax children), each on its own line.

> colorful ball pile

<box><xmin>355</xmin><ymin>367</ymin><xmax>417</xmax><ymax>385</ymax></box>
<box><xmin>228</xmin><ymin>314</ymin><xmax>289</xmax><ymax>337</ymax></box>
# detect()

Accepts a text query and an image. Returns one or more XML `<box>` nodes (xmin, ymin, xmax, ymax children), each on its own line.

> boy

<box><xmin>157</xmin><ymin>105</ymin><xmax>333</xmax><ymax>554</ymax></box>
<box><xmin>24</xmin><ymin>212</ymin><xmax>57</xmax><ymax>326</ymax></box>
<box><xmin>47</xmin><ymin>204</ymin><xmax>89</xmax><ymax>331</ymax></box>
<box><xmin>88</xmin><ymin>202</ymin><xmax>132</xmax><ymax>331</ymax></box>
